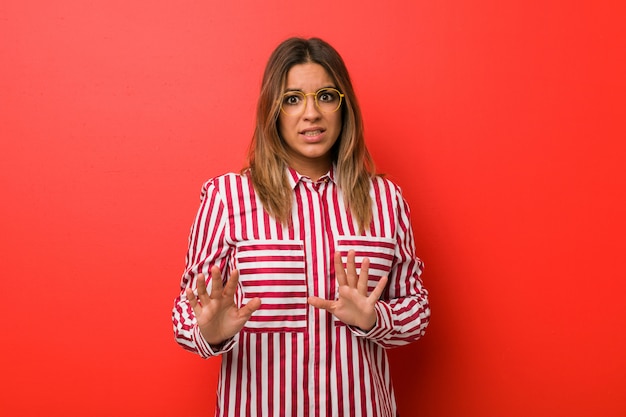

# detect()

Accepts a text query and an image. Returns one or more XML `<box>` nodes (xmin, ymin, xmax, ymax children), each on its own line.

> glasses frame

<box><xmin>280</xmin><ymin>87</ymin><xmax>345</xmax><ymax>116</ymax></box>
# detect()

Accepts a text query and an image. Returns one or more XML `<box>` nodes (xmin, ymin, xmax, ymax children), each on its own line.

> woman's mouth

<box><xmin>303</xmin><ymin>129</ymin><xmax>323</xmax><ymax>137</ymax></box>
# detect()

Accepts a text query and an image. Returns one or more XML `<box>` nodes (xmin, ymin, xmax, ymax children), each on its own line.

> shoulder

<box><xmin>369</xmin><ymin>175</ymin><xmax>415</xmax><ymax>219</ymax></box>
<box><xmin>370</xmin><ymin>175</ymin><xmax>404</xmax><ymax>199</ymax></box>
<box><xmin>199</xmin><ymin>172</ymin><xmax>251</xmax><ymax>201</ymax></box>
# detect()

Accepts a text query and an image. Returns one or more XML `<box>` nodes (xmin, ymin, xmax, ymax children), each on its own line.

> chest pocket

<box><xmin>335</xmin><ymin>235</ymin><xmax>396</xmax><ymax>299</ymax></box>
<box><xmin>234</xmin><ymin>239</ymin><xmax>307</xmax><ymax>333</ymax></box>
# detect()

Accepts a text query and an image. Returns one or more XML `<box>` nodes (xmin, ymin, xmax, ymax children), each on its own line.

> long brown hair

<box><xmin>247</xmin><ymin>37</ymin><xmax>375</xmax><ymax>232</ymax></box>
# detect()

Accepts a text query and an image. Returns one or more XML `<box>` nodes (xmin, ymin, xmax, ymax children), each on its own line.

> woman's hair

<box><xmin>247</xmin><ymin>37</ymin><xmax>375</xmax><ymax>232</ymax></box>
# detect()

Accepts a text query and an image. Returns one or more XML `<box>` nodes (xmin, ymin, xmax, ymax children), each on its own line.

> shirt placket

<box><xmin>304</xmin><ymin>177</ymin><xmax>334</xmax><ymax>417</ymax></box>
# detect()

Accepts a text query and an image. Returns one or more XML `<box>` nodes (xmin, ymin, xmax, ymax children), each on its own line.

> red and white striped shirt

<box><xmin>172</xmin><ymin>166</ymin><xmax>430</xmax><ymax>417</ymax></box>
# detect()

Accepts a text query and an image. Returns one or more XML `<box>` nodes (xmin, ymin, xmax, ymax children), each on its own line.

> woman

<box><xmin>172</xmin><ymin>37</ymin><xmax>430</xmax><ymax>417</ymax></box>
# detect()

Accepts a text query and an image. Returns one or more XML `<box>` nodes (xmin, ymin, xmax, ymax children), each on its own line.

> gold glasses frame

<box><xmin>280</xmin><ymin>87</ymin><xmax>345</xmax><ymax>116</ymax></box>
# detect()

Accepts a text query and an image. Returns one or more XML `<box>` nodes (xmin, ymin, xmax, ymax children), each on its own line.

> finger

<box><xmin>195</xmin><ymin>273</ymin><xmax>211</xmax><ymax>305</ymax></box>
<box><xmin>186</xmin><ymin>287</ymin><xmax>197</xmax><ymax>307</ymax></box>
<box><xmin>239</xmin><ymin>297</ymin><xmax>262</xmax><ymax>317</ymax></box>
<box><xmin>307</xmin><ymin>296</ymin><xmax>335</xmax><ymax>312</ymax></box>
<box><xmin>357</xmin><ymin>257</ymin><xmax>370</xmax><ymax>294</ymax></box>
<box><xmin>222</xmin><ymin>269</ymin><xmax>240</xmax><ymax>299</ymax></box>
<box><xmin>209</xmin><ymin>266</ymin><xmax>225</xmax><ymax>298</ymax></box>
<box><xmin>334</xmin><ymin>252</ymin><xmax>348</xmax><ymax>286</ymax></box>
<box><xmin>346</xmin><ymin>250</ymin><xmax>358</xmax><ymax>288</ymax></box>
<box><xmin>186</xmin><ymin>287</ymin><xmax>203</xmax><ymax>317</ymax></box>
<box><xmin>368</xmin><ymin>275</ymin><xmax>388</xmax><ymax>302</ymax></box>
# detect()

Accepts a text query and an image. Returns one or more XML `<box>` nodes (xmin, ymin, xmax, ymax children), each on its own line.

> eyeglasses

<box><xmin>280</xmin><ymin>88</ymin><xmax>345</xmax><ymax>116</ymax></box>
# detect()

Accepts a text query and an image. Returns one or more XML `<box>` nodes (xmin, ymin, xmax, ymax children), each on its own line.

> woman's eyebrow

<box><xmin>283</xmin><ymin>85</ymin><xmax>337</xmax><ymax>92</ymax></box>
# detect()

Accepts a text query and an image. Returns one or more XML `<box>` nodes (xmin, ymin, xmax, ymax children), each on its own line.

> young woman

<box><xmin>172</xmin><ymin>37</ymin><xmax>430</xmax><ymax>417</ymax></box>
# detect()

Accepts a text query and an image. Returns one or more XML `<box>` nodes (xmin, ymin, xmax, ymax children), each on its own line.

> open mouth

<box><xmin>302</xmin><ymin>129</ymin><xmax>324</xmax><ymax>137</ymax></box>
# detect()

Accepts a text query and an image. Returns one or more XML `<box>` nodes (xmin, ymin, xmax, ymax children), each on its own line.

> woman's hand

<box><xmin>186</xmin><ymin>267</ymin><xmax>262</xmax><ymax>346</ymax></box>
<box><xmin>308</xmin><ymin>250</ymin><xmax>388</xmax><ymax>331</ymax></box>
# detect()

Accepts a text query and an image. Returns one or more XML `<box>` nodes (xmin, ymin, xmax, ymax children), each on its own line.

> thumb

<box><xmin>308</xmin><ymin>296</ymin><xmax>333</xmax><ymax>311</ymax></box>
<box><xmin>240</xmin><ymin>297</ymin><xmax>262</xmax><ymax>317</ymax></box>
<box><xmin>369</xmin><ymin>276</ymin><xmax>388</xmax><ymax>301</ymax></box>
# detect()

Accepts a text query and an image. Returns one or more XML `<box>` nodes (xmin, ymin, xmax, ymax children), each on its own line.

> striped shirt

<box><xmin>172</xmin><ymin>166</ymin><xmax>430</xmax><ymax>417</ymax></box>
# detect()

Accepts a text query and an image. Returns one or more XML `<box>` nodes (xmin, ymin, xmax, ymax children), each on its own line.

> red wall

<box><xmin>1</xmin><ymin>1</ymin><xmax>625</xmax><ymax>416</ymax></box>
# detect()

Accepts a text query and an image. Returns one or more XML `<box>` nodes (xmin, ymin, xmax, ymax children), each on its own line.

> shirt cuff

<box><xmin>348</xmin><ymin>301</ymin><xmax>394</xmax><ymax>341</ymax></box>
<box><xmin>193</xmin><ymin>325</ymin><xmax>237</xmax><ymax>358</ymax></box>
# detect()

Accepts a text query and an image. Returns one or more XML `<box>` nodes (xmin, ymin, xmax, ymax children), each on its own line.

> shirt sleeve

<box><xmin>349</xmin><ymin>183</ymin><xmax>431</xmax><ymax>348</ymax></box>
<box><xmin>171</xmin><ymin>178</ymin><xmax>236</xmax><ymax>358</ymax></box>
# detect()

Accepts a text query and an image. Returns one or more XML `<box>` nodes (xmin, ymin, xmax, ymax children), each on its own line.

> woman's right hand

<box><xmin>186</xmin><ymin>266</ymin><xmax>262</xmax><ymax>346</ymax></box>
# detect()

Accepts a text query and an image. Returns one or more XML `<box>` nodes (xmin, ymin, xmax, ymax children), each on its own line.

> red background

<box><xmin>1</xmin><ymin>1</ymin><xmax>625</xmax><ymax>416</ymax></box>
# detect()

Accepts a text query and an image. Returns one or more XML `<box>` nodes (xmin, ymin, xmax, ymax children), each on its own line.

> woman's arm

<box><xmin>171</xmin><ymin>178</ymin><xmax>260</xmax><ymax>358</ymax></box>
<box><xmin>359</xmin><ymin>185</ymin><xmax>430</xmax><ymax>347</ymax></box>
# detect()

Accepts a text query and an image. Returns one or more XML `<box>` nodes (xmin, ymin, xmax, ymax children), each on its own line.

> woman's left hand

<box><xmin>308</xmin><ymin>250</ymin><xmax>388</xmax><ymax>331</ymax></box>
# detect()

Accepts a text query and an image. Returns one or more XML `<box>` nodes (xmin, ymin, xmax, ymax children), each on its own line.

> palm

<box><xmin>186</xmin><ymin>267</ymin><xmax>261</xmax><ymax>345</ymax></box>
<box><xmin>308</xmin><ymin>251</ymin><xmax>388</xmax><ymax>331</ymax></box>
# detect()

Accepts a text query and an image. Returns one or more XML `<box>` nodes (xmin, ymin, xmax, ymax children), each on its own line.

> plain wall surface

<box><xmin>1</xmin><ymin>0</ymin><xmax>625</xmax><ymax>416</ymax></box>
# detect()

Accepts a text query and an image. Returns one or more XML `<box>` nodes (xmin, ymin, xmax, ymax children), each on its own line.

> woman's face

<box><xmin>278</xmin><ymin>62</ymin><xmax>342</xmax><ymax>180</ymax></box>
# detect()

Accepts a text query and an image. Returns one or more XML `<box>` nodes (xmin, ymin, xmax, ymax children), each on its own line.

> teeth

<box><xmin>304</xmin><ymin>130</ymin><xmax>322</xmax><ymax>136</ymax></box>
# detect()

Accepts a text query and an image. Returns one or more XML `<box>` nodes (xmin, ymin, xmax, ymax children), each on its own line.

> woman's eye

<box><xmin>284</xmin><ymin>94</ymin><xmax>302</xmax><ymax>105</ymax></box>
<box><xmin>318</xmin><ymin>90</ymin><xmax>336</xmax><ymax>102</ymax></box>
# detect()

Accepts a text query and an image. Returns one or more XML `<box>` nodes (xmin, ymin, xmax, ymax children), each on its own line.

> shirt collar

<box><xmin>287</xmin><ymin>164</ymin><xmax>336</xmax><ymax>190</ymax></box>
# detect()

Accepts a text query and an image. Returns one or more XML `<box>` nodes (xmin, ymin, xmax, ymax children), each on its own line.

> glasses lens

<box><xmin>280</xmin><ymin>89</ymin><xmax>343</xmax><ymax>115</ymax></box>
<box><xmin>316</xmin><ymin>88</ymin><xmax>342</xmax><ymax>113</ymax></box>
<box><xmin>281</xmin><ymin>92</ymin><xmax>305</xmax><ymax>115</ymax></box>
